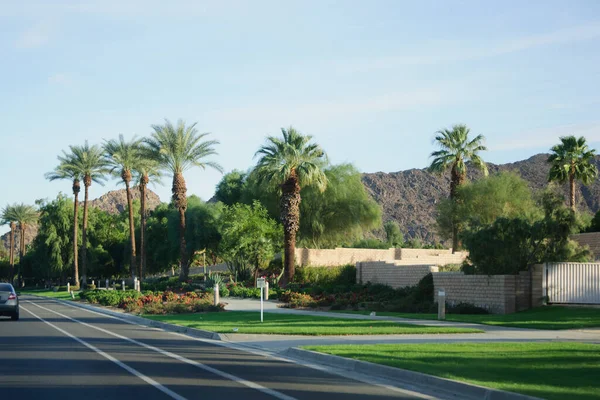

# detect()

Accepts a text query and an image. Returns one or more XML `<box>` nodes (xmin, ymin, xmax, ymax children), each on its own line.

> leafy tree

<box><xmin>45</xmin><ymin>154</ymin><xmax>83</xmax><ymax>283</ymax></box>
<box><xmin>185</xmin><ymin>196</ymin><xmax>223</xmax><ymax>267</ymax></box>
<box><xmin>462</xmin><ymin>190</ymin><xmax>590</xmax><ymax>275</ymax></box>
<box><xmin>254</xmin><ymin>127</ymin><xmax>328</xmax><ymax>283</ymax></box>
<box><xmin>428</xmin><ymin>124</ymin><xmax>488</xmax><ymax>252</ymax></box>
<box><xmin>384</xmin><ymin>220</ymin><xmax>404</xmax><ymax>247</ymax></box>
<box><xmin>548</xmin><ymin>135</ymin><xmax>598</xmax><ymax>212</ymax></box>
<box><xmin>104</xmin><ymin>134</ymin><xmax>145</xmax><ymax>279</ymax></box>
<box><xmin>214</xmin><ymin>170</ymin><xmax>247</xmax><ymax>205</ymax></box>
<box><xmin>219</xmin><ymin>201</ymin><xmax>282</xmax><ymax>283</ymax></box>
<box><xmin>436</xmin><ymin>172</ymin><xmax>539</xmax><ymax>238</ymax></box>
<box><xmin>1</xmin><ymin>204</ymin><xmax>18</xmax><ymax>283</ymax></box>
<box><xmin>144</xmin><ymin>203</ymin><xmax>179</xmax><ymax>276</ymax></box>
<box><xmin>146</xmin><ymin>119</ymin><xmax>222</xmax><ymax>281</ymax></box>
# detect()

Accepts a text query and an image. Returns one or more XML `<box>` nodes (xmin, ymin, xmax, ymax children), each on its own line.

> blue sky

<box><xmin>2</xmin><ymin>0</ymin><xmax>600</xmax><ymax>233</ymax></box>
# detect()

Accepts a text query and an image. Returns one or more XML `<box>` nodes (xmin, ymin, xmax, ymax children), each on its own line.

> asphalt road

<box><xmin>0</xmin><ymin>296</ymin><xmax>436</xmax><ymax>400</ymax></box>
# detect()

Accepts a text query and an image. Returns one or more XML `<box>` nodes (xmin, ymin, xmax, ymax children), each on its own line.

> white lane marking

<box><xmin>34</xmin><ymin>297</ymin><xmax>438</xmax><ymax>400</ymax></box>
<box><xmin>20</xmin><ymin>305</ymin><xmax>187</xmax><ymax>400</ymax></box>
<box><xmin>27</xmin><ymin>300</ymin><xmax>297</xmax><ymax>400</ymax></box>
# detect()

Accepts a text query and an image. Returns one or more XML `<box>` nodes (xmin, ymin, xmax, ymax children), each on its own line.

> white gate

<box><xmin>544</xmin><ymin>263</ymin><xmax>600</xmax><ymax>304</ymax></box>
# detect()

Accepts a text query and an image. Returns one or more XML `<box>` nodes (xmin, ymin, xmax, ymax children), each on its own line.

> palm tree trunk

<box><xmin>139</xmin><ymin>176</ymin><xmax>148</xmax><ymax>279</ymax></box>
<box><xmin>18</xmin><ymin>223</ymin><xmax>25</xmax><ymax>287</ymax></box>
<box><xmin>569</xmin><ymin>173</ymin><xmax>576</xmax><ymax>212</ymax></box>
<box><xmin>9</xmin><ymin>222</ymin><xmax>15</xmax><ymax>284</ymax></box>
<box><xmin>450</xmin><ymin>166</ymin><xmax>465</xmax><ymax>254</ymax></box>
<box><xmin>124</xmin><ymin>179</ymin><xmax>137</xmax><ymax>279</ymax></box>
<box><xmin>280</xmin><ymin>172</ymin><xmax>301</xmax><ymax>285</ymax></box>
<box><xmin>72</xmin><ymin>180</ymin><xmax>80</xmax><ymax>285</ymax></box>
<box><xmin>81</xmin><ymin>180</ymin><xmax>90</xmax><ymax>286</ymax></box>
<box><xmin>173</xmin><ymin>173</ymin><xmax>189</xmax><ymax>281</ymax></box>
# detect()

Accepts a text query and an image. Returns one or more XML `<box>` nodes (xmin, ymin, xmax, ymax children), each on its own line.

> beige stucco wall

<box><xmin>356</xmin><ymin>261</ymin><xmax>439</xmax><ymax>288</ymax></box>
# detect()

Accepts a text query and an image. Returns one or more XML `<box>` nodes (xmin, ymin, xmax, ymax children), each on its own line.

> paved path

<box><xmin>0</xmin><ymin>296</ymin><xmax>447</xmax><ymax>400</ymax></box>
<box><xmin>221</xmin><ymin>298</ymin><xmax>600</xmax><ymax>352</ymax></box>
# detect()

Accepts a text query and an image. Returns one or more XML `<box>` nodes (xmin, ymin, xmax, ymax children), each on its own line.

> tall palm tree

<box><xmin>133</xmin><ymin>152</ymin><xmax>162</xmax><ymax>280</ymax></box>
<box><xmin>428</xmin><ymin>124</ymin><xmax>488</xmax><ymax>252</ymax></box>
<box><xmin>54</xmin><ymin>142</ymin><xmax>108</xmax><ymax>285</ymax></box>
<box><xmin>254</xmin><ymin>127</ymin><xmax>328</xmax><ymax>283</ymax></box>
<box><xmin>146</xmin><ymin>119</ymin><xmax>222</xmax><ymax>281</ymax></box>
<box><xmin>548</xmin><ymin>136</ymin><xmax>598</xmax><ymax>212</ymax></box>
<box><xmin>8</xmin><ymin>203</ymin><xmax>38</xmax><ymax>286</ymax></box>
<box><xmin>104</xmin><ymin>135</ymin><xmax>145</xmax><ymax>279</ymax></box>
<box><xmin>46</xmin><ymin>156</ymin><xmax>83</xmax><ymax>284</ymax></box>
<box><xmin>1</xmin><ymin>205</ymin><xmax>17</xmax><ymax>284</ymax></box>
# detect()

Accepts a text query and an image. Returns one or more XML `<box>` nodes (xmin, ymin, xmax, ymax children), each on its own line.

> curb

<box><xmin>29</xmin><ymin>295</ymin><xmax>223</xmax><ymax>341</ymax></box>
<box><xmin>283</xmin><ymin>348</ymin><xmax>542</xmax><ymax>400</ymax></box>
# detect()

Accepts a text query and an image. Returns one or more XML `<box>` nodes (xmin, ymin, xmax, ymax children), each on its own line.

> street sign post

<box><xmin>257</xmin><ymin>278</ymin><xmax>266</xmax><ymax>323</ymax></box>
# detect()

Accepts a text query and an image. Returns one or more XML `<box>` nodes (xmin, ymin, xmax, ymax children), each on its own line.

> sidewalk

<box><xmin>221</xmin><ymin>297</ymin><xmax>600</xmax><ymax>352</ymax></box>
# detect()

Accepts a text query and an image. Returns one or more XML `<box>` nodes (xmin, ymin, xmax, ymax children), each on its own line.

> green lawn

<box><xmin>144</xmin><ymin>311</ymin><xmax>483</xmax><ymax>335</ymax></box>
<box><xmin>303</xmin><ymin>342</ymin><xmax>600</xmax><ymax>400</ymax></box>
<box><xmin>21</xmin><ymin>289</ymin><xmax>79</xmax><ymax>301</ymax></box>
<box><xmin>332</xmin><ymin>306</ymin><xmax>600</xmax><ymax>330</ymax></box>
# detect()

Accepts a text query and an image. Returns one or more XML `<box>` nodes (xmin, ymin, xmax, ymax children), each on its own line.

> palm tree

<box><xmin>428</xmin><ymin>124</ymin><xmax>488</xmax><ymax>252</ymax></box>
<box><xmin>104</xmin><ymin>135</ymin><xmax>145</xmax><ymax>279</ymax></box>
<box><xmin>53</xmin><ymin>142</ymin><xmax>108</xmax><ymax>285</ymax></box>
<box><xmin>548</xmin><ymin>136</ymin><xmax>598</xmax><ymax>212</ymax></box>
<box><xmin>133</xmin><ymin>153</ymin><xmax>162</xmax><ymax>280</ymax></box>
<box><xmin>254</xmin><ymin>127</ymin><xmax>328</xmax><ymax>283</ymax></box>
<box><xmin>1</xmin><ymin>205</ymin><xmax>17</xmax><ymax>284</ymax></box>
<box><xmin>46</xmin><ymin>156</ymin><xmax>83</xmax><ymax>284</ymax></box>
<box><xmin>9</xmin><ymin>203</ymin><xmax>38</xmax><ymax>286</ymax></box>
<box><xmin>146</xmin><ymin>119</ymin><xmax>222</xmax><ymax>281</ymax></box>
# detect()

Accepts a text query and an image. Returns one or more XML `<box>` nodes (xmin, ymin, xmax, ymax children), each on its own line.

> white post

<box><xmin>122</xmin><ymin>280</ymin><xmax>125</xmax><ymax>291</ymax></box>
<box><xmin>134</xmin><ymin>277</ymin><xmax>138</xmax><ymax>292</ymax></box>
<box><xmin>92</xmin><ymin>280</ymin><xmax>95</xmax><ymax>288</ymax></box>
<box><xmin>260</xmin><ymin>286</ymin><xmax>264</xmax><ymax>323</ymax></box>
<box><xmin>438</xmin><ymin>289</ymin><xmax>446</xmax><ymax>320</ymax></box>
<box><xmin>214</xmin><ymin>284</ymin><xmax>220</xmax><ymax>306</ymax></box>
<box><xmin>67</xmin><ymin>283</ymin><xmax>70</xmax><ymax>293</ymax></box>
<box><xmin>264</xmin><ymin>281</ymin><xmax>269</xmax><ymax>301</ymax></box>
<box><xmin>106</xmin><ymin>279</ymin><xmax>109</xmax><ymax>289</ymax></box>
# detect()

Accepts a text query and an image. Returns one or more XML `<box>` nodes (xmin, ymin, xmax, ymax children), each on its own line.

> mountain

<box><xmin>1</xmin><ymin>188</ymin><xmax>161</xmax><ymax>254</ymax></box>
<box><xmin>361</xmin><ymin>153</ymin><xmax>600</xmax><ymax>243</ymax></box>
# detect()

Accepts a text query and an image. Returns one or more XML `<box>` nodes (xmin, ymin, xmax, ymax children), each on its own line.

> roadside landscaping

<box><xmin>333</xmin><ymin>306</ymin><xmax>600</xmax><ymax>330</ymax></box>
<box><xmin>143</xmin><ymin>311</ymin><xmax>482</xmax><ymax>335</ymax></box>
<box><xmin>302</xmin><ymin>342</ymin><xmax>600</xmax><ymax>400</ymax></box>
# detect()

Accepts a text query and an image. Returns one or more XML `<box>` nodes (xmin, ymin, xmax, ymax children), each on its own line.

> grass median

<box><xmin>332</xmin><ymin>306</ymin><xmax>600</xmax><ymax>330</ymax></box>
<box><xmin>21</xmin><ymin>289</ymin><xmax>79</xmax><ymax>301</ymax></box>
<box><xmin>144</xmin><ymin>311</ymin><xmax>483</xmax><ymax>335</ymax></box>
<box><xmin>302</xmin><ymin>342</ymin><xmax>600</xmax><ymax>400</ymax></box>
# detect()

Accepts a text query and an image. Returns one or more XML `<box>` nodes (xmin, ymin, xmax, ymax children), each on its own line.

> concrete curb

<box><xmin>283</xmin><ymin>348</ymin><xmax>542</xmax><ymax>400</ymax></box>
<box><xmin>29</xmin><ymin>295</ymin><xmax>223</xmax><ymax>341</ymax></box>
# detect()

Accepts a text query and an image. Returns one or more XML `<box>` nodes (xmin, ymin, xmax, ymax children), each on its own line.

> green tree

<box><xmin>144</xmin><ymin>203</ymin><xmax>178</xmax><ymax>275</ymax></box>
<box><xmin>146</xmin><ymin>119</ymin><xmax>222</xmax><ymax>281</ymax></box>
<box><xmin>214</xmin><ymin>170</ymin><xmax>247</xmax><ymax>205</ymax></box>
<box><xmin>219</xmin><ymin>201</ymin><xmax>282</xmax><ymax>283</ymax></box>
<box><xmin>428</xmin><ymin>124</ymin><xmax>488</xmax><ymax>252</ymax></box>
<box><xmin>254</xmin><ymin>127</ymin><xmax>328</xmax><ymax>283</ymax></box>
<box><xmin>548</xmin><ymin>135</ymin><xmax>598</xmax><ymax>212</ymax></box>
<box><xmin>185</xmin><ymin>196</ymin><xmax>222</xmax><ymax>268</ymax></box>
<box><xmin>436</xmin><ymin>172</ymin><xmax>539</xmax><ymax>239</ymax></box>
<box><xmin>384</xmin><ymin>220</ymin><xmax>404</xmax><ymax>247</ymax></box>
<box><xmin>104</xmin><ymin>134</ymin><xmax>145</xmax><ymax>279</ymax></box>
<box><xmin>1</xmin><ymin>204</ymin><xmax>18</xmax><ymax>283</ymax></box>
<box><xmin>45</xmin><ymin>154</ymin><xmax>83</xmax><ymax>284</ymax></box>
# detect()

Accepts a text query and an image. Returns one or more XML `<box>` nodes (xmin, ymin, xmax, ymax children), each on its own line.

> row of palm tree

<box><xmin>1</xmin><ymin>203</ymin><xmax>38</xmax><ymax>285</ymax></box>
<box><xmin>428</xmin><ymin>125</ymin><xmax>598</xmax><ymax>252</ymax></box>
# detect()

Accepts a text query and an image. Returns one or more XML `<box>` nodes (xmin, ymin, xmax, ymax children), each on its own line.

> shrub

<box><xmin>414</xmin><ymin>273</ymin><xmax>434</xmax><ymax>302</ymax></box>
<box><xmin>292</xmin><ymin>265</ymin><xmax>356</xmax><ymax>286</ymax></box>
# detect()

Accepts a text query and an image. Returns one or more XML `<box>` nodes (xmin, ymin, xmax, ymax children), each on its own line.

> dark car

<box><xmin>0</xmin><ymin>283</ymin><xmax>19</xmax><ymax>321</ymax></box>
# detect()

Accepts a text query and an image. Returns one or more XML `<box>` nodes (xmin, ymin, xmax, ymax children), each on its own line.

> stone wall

<box><xmin>357</xmin><ymin>261</ymin><xmax>439</xmax><ymax>288</ymax></box>
<box><xmin>358</xmin><ymin>261</ymin><xmax>544</xmax><ymax>314</ymax></box>
<box><xmin>295</xmin><ymin>247</ymin><xmax>466</xmax><ymax>267</ymax></box>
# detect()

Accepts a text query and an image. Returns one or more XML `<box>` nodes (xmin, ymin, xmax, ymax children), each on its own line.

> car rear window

<box><xmin>0</xmin><ymin>283</ymin><xmax>13</xmax><ymax>292</ymax></box>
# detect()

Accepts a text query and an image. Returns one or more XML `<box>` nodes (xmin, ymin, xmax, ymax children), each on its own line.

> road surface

<box><xmin>0</xmin><ymin>296</ymin><xmax>438</xmax><ymax>400</ymax></box>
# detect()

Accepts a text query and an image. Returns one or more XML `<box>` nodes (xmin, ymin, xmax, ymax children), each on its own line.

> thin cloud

<box><xmin>15</xmin><ymin>21</ymin><xmax>55</xmax><ymax>48</ymax></box>
<box><xmin>491</xmin><ymin>123</ymin><xmax>600</xmax><ymax>151</ymax></box>
<box><xmin>47</xmin><ymin>73</ymin><xmax>71</xmax><ymax>85</ymax></box>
